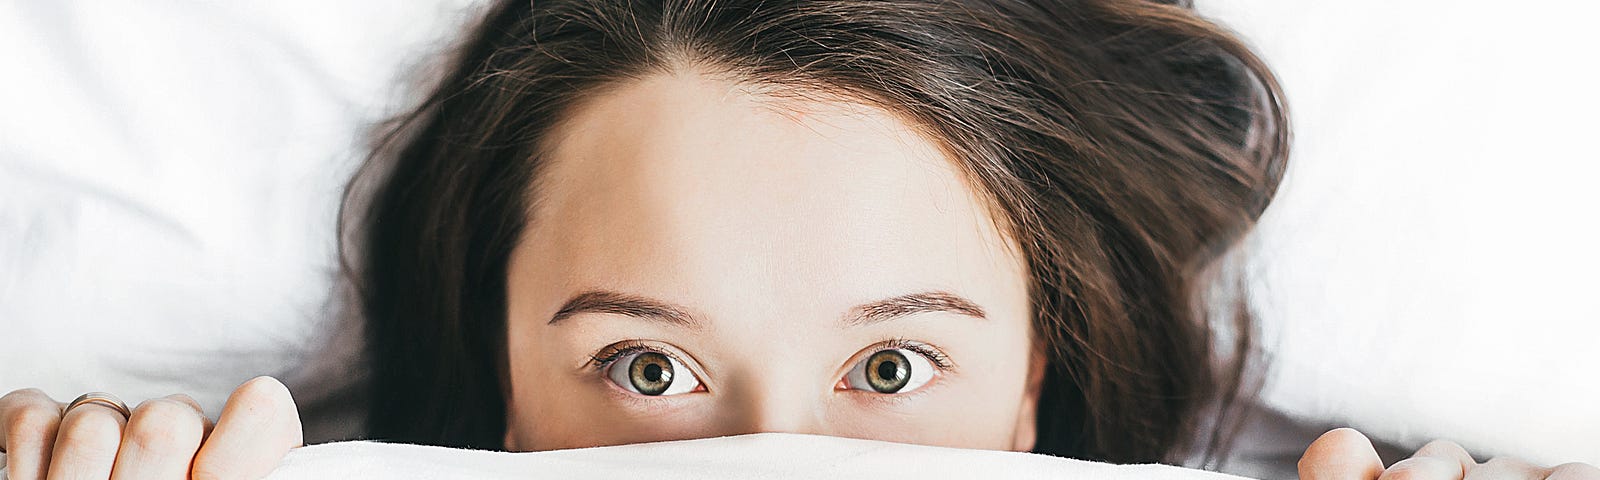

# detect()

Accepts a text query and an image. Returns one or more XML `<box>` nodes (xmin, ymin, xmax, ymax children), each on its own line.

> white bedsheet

<box><xmin>0</xmin><ymin>434</ymin><xmax>1251</xmax><ymax>479</ymax></box>
<box><xmin>258</xmin><ymin>434</ymin><xmax>1248</xmax><ymax>480</ymax></box>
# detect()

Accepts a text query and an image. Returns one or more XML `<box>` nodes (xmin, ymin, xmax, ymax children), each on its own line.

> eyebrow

<box><xmin>844</xmin><ymin>291</ymin><xmax>987</xmax><ymax>326</ymax></box>
<box><xmin>546</xmin><ymin>290</ymin><xmax>986</xmax><ymax>327</ymax></box>
<box><xmin>549</xmin><ymin>290</ymin><xmax>698</xmax><ymax>327</ymax></box>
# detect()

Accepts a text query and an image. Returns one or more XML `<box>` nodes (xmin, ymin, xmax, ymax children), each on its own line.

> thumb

<box><xmin>1299</xmin><ymin>428</ymin><xmax>1385</xmax><ymax>480</ymax></box>
<box><xmin>192</xmin><ymin>376</ymin><xmax>303</xmax><ymax>480</ymax></box>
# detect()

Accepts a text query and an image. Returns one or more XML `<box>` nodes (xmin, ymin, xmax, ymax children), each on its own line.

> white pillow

<box><xmin>0</xmin><ymin>0</ymin><xmax>477</xmax><ymax>418</ymax></box>
<box><xmin>1204</xmin><ymin>0</ymin><xmax>1600</xmax><ymax>466</ymax></box>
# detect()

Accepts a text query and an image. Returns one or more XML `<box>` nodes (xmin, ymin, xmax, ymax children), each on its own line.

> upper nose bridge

<box><xmin>703</xmin><ymin>292</ymin><xmax>836</xmax><ymax>436</ymax></box>
<box><xmin>715</xmin><ymin>359</ymin><xmax>831</xmax><ymax>436</ymax></box>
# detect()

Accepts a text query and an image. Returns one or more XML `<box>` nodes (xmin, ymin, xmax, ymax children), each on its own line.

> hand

<box><xmin>1299</xmin><ymin>428</ymin><xmax>1600</xmax><ymax>480</ymax></box>
<box><xmin>0</xmin><ymin>376</ymin><xmax>302</xmax><ymax>480</ymax></box>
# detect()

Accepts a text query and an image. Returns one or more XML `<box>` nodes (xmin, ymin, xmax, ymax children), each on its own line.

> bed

<box><xmin>2</xmin><ymin>1</ymin><xmax>1596</xmax><ymax>478</ymax></box>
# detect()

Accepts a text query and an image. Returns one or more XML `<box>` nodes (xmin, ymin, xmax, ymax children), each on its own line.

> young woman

<box><xmin>3</xmin><ymin>1</ymin><xmax>1595</xmax><ymax>479</ymax></box>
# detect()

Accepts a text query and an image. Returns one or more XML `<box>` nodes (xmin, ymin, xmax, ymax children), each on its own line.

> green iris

<box><xmin>866</xmin><ymin>349</ymin><xmax>911</xmax><ymax>393</ymax></box>
<box><xmin>629</xmin><ymin>351</ymin><xmax>675</xmax><ymax>396</ymax></box>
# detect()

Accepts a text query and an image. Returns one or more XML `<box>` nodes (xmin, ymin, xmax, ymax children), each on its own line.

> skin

<box><xmin>1</xmin><ymin>71</ymin><xmax>1593</xmax><ymax>479</ymax></box>
<box><xmin>1298</xmin><ymin>429</ymin><xmax>1600</xmax><ymax>480</ymax></box>
<box><xmin>499</xmin><ymin>71</ymin><xmax>1040</xmax><ymax>451</ymax></box>
<box><xmin>0</xmin><ymin>377</ymin><xmax>300</xmax><ymax>480</ymax></box>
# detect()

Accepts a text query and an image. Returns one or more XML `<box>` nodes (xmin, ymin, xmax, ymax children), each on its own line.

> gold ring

<box><xmin>65</xmin><ymin>392</ymin><xmax>131</xmax><ymax>420</ymax></box>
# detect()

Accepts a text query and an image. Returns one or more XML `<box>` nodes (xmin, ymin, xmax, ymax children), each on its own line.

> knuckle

<box><xmin>1417</xmin><ymin>439</ymin><xmax>1465</xmax><ymax>453</ymax></box>
<box><xmin>8</xmin><ymin>403</ymin><xmax>62</xmax><ymax>434</ymax></box>
<box><xmin>126</xmin><ymin>399</ymin><xmax>203</xmax><ymax>453</ymax></box>
<box><xmin>1478</xmin><ymin>456</ymin><xmax>1544</xmax><ymax>476</ymax></box>
<box><xmin>131</xmin><ymin>399</ymin><xmax>200</xmax><ymax>427</ymax></box>
<box><xmin>168</xmin><ymin>393</ymin><xmax>203</xmax><ymax>410</ymax></box>
<box><xmin>56</xmin><ymin>409</ymin><xmax>123</xmax><ymax>453</ymax></box>
<box><xmin>1</xmin><ymin>389</ymin><xmax>57</xmax><ymax>421</ymax></box>
<box><xmin>1</xmin><ymin>388</ymin><xmax>48</xmax><ymax>405</ymax></box>
<box><xmin>1550</xmin><ymin>462</ymin><xmax>1600</xmax><ymax>480</ymax></box>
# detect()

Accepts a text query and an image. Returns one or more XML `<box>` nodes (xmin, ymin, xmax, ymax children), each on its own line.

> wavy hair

<box><xmin>343</xmin><ymin>0</ymin><xmax>1288</xmax><ymax>464</ymax></box>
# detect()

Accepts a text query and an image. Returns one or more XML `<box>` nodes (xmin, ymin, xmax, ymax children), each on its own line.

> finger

<box><xmin>1379</xmin><ymin>456</ymin><xmax>1467</xmax><ymax>480</ymax></box>
<box><xmin>164</xmin><ymin>394</ymin><xmax>215</xmax><ymax>439</ymax></box>
<box><xmin>1413</xmin><ymin>440</ymin><xmax>1476</xmax><ymax>474</ymax></box>
<box><xmin>1</xmin><ymin>389</ymin><xmax>64</xmax><ymax>480</ymax></box>
<box><xmin>192</xmin><ymin>377</ymin><xmax>302</xmax><ymax>480</ymax></box>
<box><xmin>1546</xmin><ymin>462</ymin><xmax>1600</xmax><ymax>480</ymax></box>
<box><xmin>1376</xmin><ymin>440</ymin><xmax>1476</xmax><ymax>480</ymax></box>
<box><xmin>109</xmin><ymin>395</ymin><xmax>209</xmax><ymax>480</ymax></box>
<box><xmin>1299</xmin><ymin>428</ymin><xmax>1386</xmax><ymax>480</ymax></box>
<box><xmin>1464</xmin><ymin>457</ymin><xmax>1545</xmax><ymax>480</ymax></box>
<box><xmin>47</xmin><ymin>397</ymin><xmax>128</xmax><ymax>480</ymax></box>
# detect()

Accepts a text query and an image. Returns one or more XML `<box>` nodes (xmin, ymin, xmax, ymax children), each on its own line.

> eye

<box><xmin>843</xmin><ymin>348</ymin><xmax>936</xmax><ymax>394</ymax></box>
<box><xmin>606</xmin><ymin>350</ymin><xmax>702</xmax><ymax>396</ymax></box>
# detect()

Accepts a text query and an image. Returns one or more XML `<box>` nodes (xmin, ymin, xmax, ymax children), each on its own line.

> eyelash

<box><xmin>588</xmin><ymin>340</ymin><xmax>679</xmax><ymax>370</ymax></box>
<box><xmin>874</xmin><ymin>338</ymin><xmax>956</xmax><ymax>372</ymax></box>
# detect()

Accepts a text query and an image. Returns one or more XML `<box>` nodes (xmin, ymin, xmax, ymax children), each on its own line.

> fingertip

<box><xmin>236</xmin><ymin>376</ymin><xmax>292</xmax><ymax>402</ymax></box>
<box><xmin>1306</xmin><ymin>428</ymin><xmax>1377</xmax><ymax>457</ymax></box>
<box><xmin>229</xmin><ymin>376</ymin><xmax>300</xmax><ymax>428</ymax></box>
<box><xmin>193</xmin><ymin>377</ymin><xmax>305</xmax><ymax>480</ymax></box>
<box><xmin>235</xmin><ymin>376</ymin><xmax>303</xmax><ymax>449</ymax></box>
<box><xmin>1300</xmin><ymin>428</ymin><xmax>1384</xmax><ymax>480</ymax></box>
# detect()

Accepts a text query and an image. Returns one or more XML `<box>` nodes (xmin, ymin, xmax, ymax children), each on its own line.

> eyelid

<box><xmin>590</xmin><ymin>340</ymin><xmax>695</xmax><ymax>370</ymax></box>
<box><xmin>869</xmin><ymin>338</ymin><xmax>956</xmax><ymax>372</ymax></box>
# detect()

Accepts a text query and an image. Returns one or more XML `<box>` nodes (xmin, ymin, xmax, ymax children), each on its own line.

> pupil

<box><xmin>876</xmin><ymin>360</ymin><xmax>899</xmax><ymax>381</ymax></box>
<box><xmin>644</xmin><ymin>363</ymin><xmax>662</xmax><ymax>382</ymax></box>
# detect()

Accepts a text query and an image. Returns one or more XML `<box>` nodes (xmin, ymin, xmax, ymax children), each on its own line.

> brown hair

<box><xmin>344</xmin><ymin>0</ymin><xmax>1287</xmax><ymax>464</ymax></box>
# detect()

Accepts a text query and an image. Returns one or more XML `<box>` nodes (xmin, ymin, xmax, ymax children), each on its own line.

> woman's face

<box><xmin>503</xmin><ymin>71</ymin><xmax>1042</xmax><ymax>452</ymax></box>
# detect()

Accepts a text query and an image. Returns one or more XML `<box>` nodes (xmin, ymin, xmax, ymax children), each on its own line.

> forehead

<box><xmin>517</xmin><ymin>70</ymin><xmax>1025</xmax><ymax>326</ymax></box>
